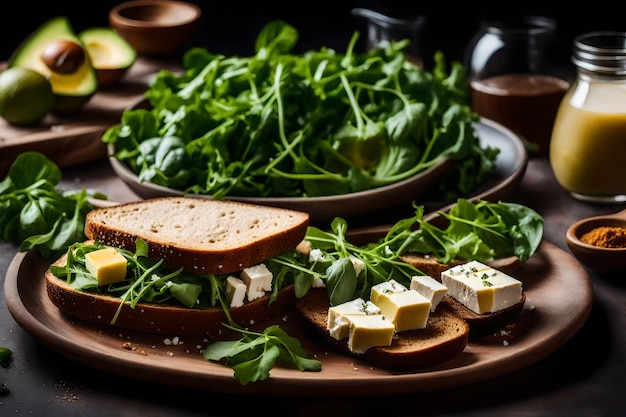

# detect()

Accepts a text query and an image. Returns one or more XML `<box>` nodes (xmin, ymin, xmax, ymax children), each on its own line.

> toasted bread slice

<box><xmin>440</xmin><ymin>292</ymin><xmax>526</xmax><ymax>338</ymax></box>
<box><xmin>45</xmin><ymin>249</ymin><xmax>296</xmax><ymax>336</ymax></box>
<box><xmin>399</xmin><ymin>253</ymin><xmax>522</xmax><ymax>280</ymax></box>
<box><xmin>401</xmin><ymin>255</ymin><xmax>526</xmax><ymax>337</ymax></box>
<box><xmin>295</xmin><ymin>289</ymin><xmax>469</xmax><ymax>371</ymax></box>
<box><xmin>84</xmin><ymin>197</ymin><xmax>310</xmax><ymax>274</ymax></box>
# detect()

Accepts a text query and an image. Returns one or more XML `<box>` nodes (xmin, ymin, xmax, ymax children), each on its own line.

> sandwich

<box><xmin>45</xmin><ymin>196</ymin><xmax>310</xmax><ymax>336</ymax></box>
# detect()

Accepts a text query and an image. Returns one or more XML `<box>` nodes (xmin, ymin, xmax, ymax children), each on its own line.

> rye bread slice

<box><xmin>440</xmin><ymin>292</ymin><xmax>527</xmax><ymax>338</ymax></box>
<box><xmin>399</xmin><ymin>253</ymin><xmax>522</xmax><ymax>280</ymax></box>
<box><xmin>84</xmin><ymin>197</ymin><xmax>310</xmax><ymax>274</ymax></box>
<box><xmin>295</xmin><ymin>288</ymin><xmax>469</xmax><ymax>371</ymax></box>
<box><xmin>398</xmin><ymin>255</ymin><xmax>526</xmax><ymax>337</ymax></box>
<box><xmin>45</xmin><ymin>249</ymin><xmax>296</xmax><ymax>336</ymax></box>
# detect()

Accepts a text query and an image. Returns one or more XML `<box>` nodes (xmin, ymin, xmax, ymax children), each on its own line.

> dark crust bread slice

<box><xmin>45</xmin><ymin>251</ymin><xmax>296</xmax><ymax>336</ymax></box>
<box><xmin>440</xmin><ymin>292</ymin><xmax>526</xmax><ymax>338</ymax></box>
<box><xmin>399</xmin><ymin>253</ymin><xmax>522</xmax><ymax>280</ymax></box>
<box><xmin>84</xmin><ymin>197</ymin><xmax>310</xmax><ymax>275</ymax></box>
<box><xmin>295</xmin><ymin>288</ymin><xmax>469</xmax><ymax>371</ymax></box>
<box><xmin>399</xmin><ymin>254</ymin><xmax>526</xmax><ymax>337</ymax></box>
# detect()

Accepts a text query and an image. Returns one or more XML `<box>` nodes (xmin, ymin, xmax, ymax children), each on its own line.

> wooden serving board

<box><xmin>0</xmin><ymin>57</ymin><xmax>181</xmax><ymax>176</ymax></box>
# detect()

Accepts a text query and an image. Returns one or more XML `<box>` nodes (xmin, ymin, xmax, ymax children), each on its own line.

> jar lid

<box><xmin>481</xmin><ymin>16</ymin><xmax>556</xmax><ymax>37</ymax></box>
<box><xmin>573</xmin><ymin>31</ymin><xmax>626</xmax><ymax>75</ymax></box>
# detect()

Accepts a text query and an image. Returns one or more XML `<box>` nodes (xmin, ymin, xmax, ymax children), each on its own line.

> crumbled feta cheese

<box><xmin>241</xmin><ymin>263</ymin><xmax>273</xmax><ymax>301</ymax></box>
<box><xmin>225</xmin><ymin>276</ymin><xmax>246</xmax><ymax>308</ymax></box>
<box><xmin>349</xmin><ymin>255</ymin><xmax>365</xmax><ymax>277</ymax></box>
<box><xmin>312</xmin><ymin>277</ymin><xmax>326</xmax><ymax>288</ymax></box>
<box><xmin>309</xmin><ymin>248</ymin><xmax>325</xmax><ymax>263</ymax></box>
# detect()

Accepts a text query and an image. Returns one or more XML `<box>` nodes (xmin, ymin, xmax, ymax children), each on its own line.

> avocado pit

<box><xmin>40</xmin><ymin>39</ymin><xmax>86</xmax><ymax>75</ymax></box>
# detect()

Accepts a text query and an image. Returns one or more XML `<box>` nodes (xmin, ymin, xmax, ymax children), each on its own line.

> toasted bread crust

<box><xmin>399</xmin><ymin>254</ymin><xmax>526</xmax><ymax>337</ymax></box>
<box><xmin>84</xmin><ymin>197</ymin><xmax>310</xmax><ymax>275</ymax></box>
<box><xmin>440</xmin><ymin>292</ymin><xmax>526</xmax><ymax>338</ymax></box>
<box><xmin>399</xmin><ymin>253</ymin><xmax>522</xmax><ymax>280</ymax></box>
<box><xmin>45</xmin><ymin>251</ymin><xmax>296</xmax><ymax>336</ymax></box>
<box><xmin>295</xmin><ymin>289</ymin><xmax>470</xmax><ymax>371</ymax></box>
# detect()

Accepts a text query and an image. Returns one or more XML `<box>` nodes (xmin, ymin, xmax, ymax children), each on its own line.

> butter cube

<box><xmin>410</xmin><ymin>275</ymin><xmax>448</xmax><ymax>312</ymax></box>
<box><xmin>441</xmin><ymin>261</ymin><xmax>522</xmax><ymax>314</ymax></box>
<box><xmin>85</xmin><ymin>247</ymin><xmax>128</xmax><ymax>286</ymax></box>
<box><xmin>327</xmin><ymin>298</ymin><xmax>380</xmax><ymax>340</ymax></box>
<box><xmin>371</xmin><ymin>280</ymin><xmax>431</xmax><ymax>332</ymax></box>
<box><xmin>346</xmin><ymin>314</ymin><xmax>395</xmax><ymax>354</ymax></box>
<box><xmin>241</xmin><ymin>263</ymin><xmax>273</xmax><ymax>301</ymax></box>
<box><xmin>225</xmin><ymin>276</ymin><xmax>246</xmax><ymax>308</ymax></box>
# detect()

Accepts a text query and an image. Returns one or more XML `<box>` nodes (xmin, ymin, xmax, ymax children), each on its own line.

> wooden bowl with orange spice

<box><xmin>566</xmin><ymin>208</ymin><xmax>626</xmax><ymax>273</ymax></box>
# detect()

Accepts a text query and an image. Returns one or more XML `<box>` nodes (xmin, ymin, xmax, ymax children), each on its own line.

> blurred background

<box><xmin>1</xmin><ymin>1</ymin><xmax>624</xmax><ymax>74</ymax></box>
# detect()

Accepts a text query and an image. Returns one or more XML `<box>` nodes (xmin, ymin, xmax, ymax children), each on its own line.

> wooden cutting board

<box><xmin>0</xmin><ymin>57</ymin><xmax>181</xmax><ymax>176</ymax></box>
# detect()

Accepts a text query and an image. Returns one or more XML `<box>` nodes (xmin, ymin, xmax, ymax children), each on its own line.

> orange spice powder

<box><xmin>580</xmin><ymin>226</ymin><xmax>626</xmax><ymax>248</ymax></box>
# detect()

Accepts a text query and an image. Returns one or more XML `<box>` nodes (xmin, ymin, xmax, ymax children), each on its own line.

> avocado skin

<box><xmin>8</xmin><ymin>16</ymin><xmax>98</xmax><ymax>115</ymax></box>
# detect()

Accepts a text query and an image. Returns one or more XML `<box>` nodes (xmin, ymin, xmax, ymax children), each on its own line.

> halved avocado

<box><xmin>79</xmin><ymin>27</ymin><xmax>137</xmax><ymax>88</ymax></box>
<box><xmin>8</xmin><ymin>16</ymin><xmax>98</xmax><ymax>115</ymax></box>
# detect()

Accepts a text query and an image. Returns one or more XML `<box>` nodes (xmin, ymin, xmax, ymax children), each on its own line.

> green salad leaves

<box><xmin>104</xmin><ymin>20</ymin><xmax>497</xmax><ymax>201</ymax></box>
<box><xmin>281</xmin><ymin>198</ymin><xmax>543</xmax><ymax>307</ymax></box>
<box><xmin>0</xmin><ymin>346</ymin><xmax>11</xmax><ymax>395</ymax></box>
<box><xmin>0</xmin><ymin>152</ymin><xmax>106</xmax><ymax>260</ymax></box>
<box><xmin>384</xmin><ymin>198</ymin><xmax>545</xmax><ymax>264</ymax></box>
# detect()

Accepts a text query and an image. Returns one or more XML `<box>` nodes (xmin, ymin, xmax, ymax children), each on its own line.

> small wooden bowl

<box><xmin>108</xmin><ymin>0</ymin><xmax>201</xmax><ymax>55</ymax></box>
<box><xmin>566</xmin><ymin>208</ymin><xmax>626</xmax><ymax>273</ymax></box>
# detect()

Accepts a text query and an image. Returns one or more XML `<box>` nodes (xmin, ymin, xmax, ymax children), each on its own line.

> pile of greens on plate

<box><xmin>0</xmin><ymin>152</ymin><xmax>106</xmax><ymax>260</ymax></box>
<box><xmin>104</xmin><ymin>20</ymin><xmax>498</xmax><ymax>201</ymax></box>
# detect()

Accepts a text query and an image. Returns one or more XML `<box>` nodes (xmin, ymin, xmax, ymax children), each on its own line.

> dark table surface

<box><xmin>1</xmin><ymin>154</ymin><xmax>626</xmax><ymax>416</ymax></box>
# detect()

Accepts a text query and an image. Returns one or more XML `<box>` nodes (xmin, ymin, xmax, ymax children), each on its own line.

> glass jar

<box><xmin>351</xmin><ymin>8</ymin><xmax>426</xmax><ymax>67</ymax></box>
<box><xmin>465</xmin><ymin>16</ymin><xmax>570</xmax><ymax>155</ymax></box>
<box><xmin>550</xmin><ymin>32</ymin><xmax>626</xmax><ymax>204</ymax></box>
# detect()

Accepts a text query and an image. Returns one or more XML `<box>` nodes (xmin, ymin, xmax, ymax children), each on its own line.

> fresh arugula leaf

<box><xmin>0</xmin><ymin>346</ymin><xmax>12</xmax><ymax>368</ymax></box>
<box><xmin>0</xmin><ymin>346</ymin><xmax>10</xmax><ymax>395</ymax></box>
<box><xmin>0</xmin><ymin>152</ymin><xmax>108</xmax><ymax>260</ymax></box>
<box><xmin>202</xmin><ymin>324</ymin><xmax>321</xmax><ymax>385</ymax></box>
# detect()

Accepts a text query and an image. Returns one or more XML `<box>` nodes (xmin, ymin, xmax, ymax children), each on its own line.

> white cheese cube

<box><xmin>225</xmin><ymin>276</ymin><xmax>246</xmax><ymax>308</ymax></box>
<box><xmin>349</xmin><ymin>255</ymin><xmax>365</xmax><ymax>277</ymax></box>
<box><xmin>411</xmin><ymin>275</ymin><xmax>448</xmax><ymax>312</ymax></box>
<box><xmin>327</xmin><ymin>298</ymin><xmax>381</xmax><ymax>340</ymax></box>
<box><xmin>346</xmin><ymin>314</ymin><xmax>395</xmax><ymax>354</ymax></box>
<box><xmin>441</xmin><ymin>261</ymin><xmax>523</xmax><ymax>314</ymax></box>
<box><xmin>85</xmin><ymin>248</ymin><xmax>127</xmax><ymax>286</ymax></box>
<box><xmin>241</xmin><ymin>263</ymin><xmax>273</xmax><ymax>301</ymax></box>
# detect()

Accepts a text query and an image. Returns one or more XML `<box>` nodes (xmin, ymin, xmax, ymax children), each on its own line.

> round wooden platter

<box><xmin>4</xmin><ymin>240</ymin><xmax>592</xmax><ymax>397</ymax></box>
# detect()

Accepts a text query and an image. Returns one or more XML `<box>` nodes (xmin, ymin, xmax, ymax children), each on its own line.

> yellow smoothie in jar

<box><xmin>549</xmin><ymin>81</ymin><xmax>626</xmax><ymax>198</ymax></box>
